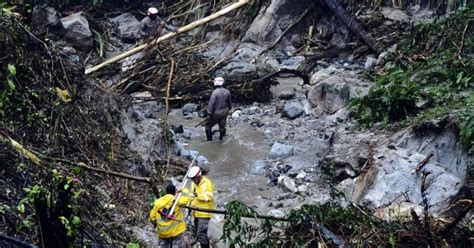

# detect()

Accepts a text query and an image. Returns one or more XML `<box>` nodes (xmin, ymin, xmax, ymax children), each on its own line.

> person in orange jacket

<box><xmin>149</xmin><ymin>184</ymin><xmax>191</xmax><ymax>248</ymax></box>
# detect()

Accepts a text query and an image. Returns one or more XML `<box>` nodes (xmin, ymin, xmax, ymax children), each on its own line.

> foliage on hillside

<box><xmin>0</xmin><ymin>13</ymin><xmax>146</xmax><ymax>247</ymax></box>
<box><xmin>350</xmin><ymin>8</ymin><xmax>473</xmax><ymax>151</ymax></box>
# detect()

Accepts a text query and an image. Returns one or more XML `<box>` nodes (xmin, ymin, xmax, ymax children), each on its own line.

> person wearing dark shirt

<box><xmin>140</xmin><ymin>7</ymin><xmax>178</xmax><ymax>40</ymax></box>
<box><xmin>205</xmin><ymin>77</ymin><xmax>231</xmax><ymax>141</ymax></box>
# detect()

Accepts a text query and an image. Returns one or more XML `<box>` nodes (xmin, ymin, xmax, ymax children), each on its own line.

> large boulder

<box><xmin>394</xmin><ymin>121</ymin><xmax>470</xmax><ymax>179</ymax></box>
<box><xmin>31</xmin><ymin>5</ymin><xmax>60</xmax><ymax>32</ymax></box>
<box><xmin>60</xmin><ymin>12</ymin><xmax>93</xmax><ymax>49</ymax></box>
<box><xmin>353</xmin><ymin>146</ymin><xmax>464</xmax><ymax>216</ymax></box>
<box><xmin>109</xmin><ymin>13</ymin><xmax>141</xmax><ymax>43</ymax></box>
<box><xmin>307</xmin><ymin>74</ymin><xmax>371</xmax><ymax>114</ymax></box>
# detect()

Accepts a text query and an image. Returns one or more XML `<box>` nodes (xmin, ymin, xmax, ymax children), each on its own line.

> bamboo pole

<box><xmin>85</xmin><ymin>0</ymin><xmax>250</xmax><ymax>75</ymax></box>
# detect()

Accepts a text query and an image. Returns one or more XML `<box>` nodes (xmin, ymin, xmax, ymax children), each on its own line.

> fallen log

<box><xmin>321</xmin><ymin>0</ymin><xmax>380</xmax><ymax>54</ymax></box>
<box><xmin>85</xmin><ymin>0</ymin><xmax>251</xmax><ymax>75</ymax></box>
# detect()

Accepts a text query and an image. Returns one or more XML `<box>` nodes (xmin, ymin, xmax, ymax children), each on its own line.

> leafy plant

<box><xmin>351</xmin><ymin>8</ymin><xmax>473</xmax><ymax>129</ymax></box>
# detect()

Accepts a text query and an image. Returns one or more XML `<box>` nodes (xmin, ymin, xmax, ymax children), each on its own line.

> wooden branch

<box><xmin>85</xmin><ymin>0</ymin><xmax>251</xmax><ymax>75</ymax></box>
<box><xmin>320</xmin><ymin>0</ymin><xmax>380</xmax><ymax>54</ymax></box>
<box><xmin>412</xmin><ymin>153</ymin><xmax>433</xmax><ymax>174</ymax></box>
<box><xmin>0</xmin><ymin>132</ymin><xmax>151</xmax><ymax>184</ymax></box>
<box><xmin>0</xmin><ymin>233</ymin><xmax>38</xmax><ymax>248</ymax></box>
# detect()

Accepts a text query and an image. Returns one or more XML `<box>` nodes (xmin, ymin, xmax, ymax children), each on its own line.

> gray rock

<box><xmin>326</xmin><ymin>108</ymin><xmax>351</xmax><ymax>123</ymax></box>
<box><xmin>231</xmin><ymin>110</ymin><xmax>242</xmax><ymax>119</ymax></box>
<box><xmin>308</xmin><ymin>76</ymin><xmax>350</xmax><ymax>114</ymax></box>
<box><xmin>242</xmin><ymin>106</ymin><xmax>261</xmax><ymax>115</ymax></box>
<box><xmin>381</xmin><ymin>7</ymin><xmax>410</xmax><ymax>22</ymax></box>
<box><xmin>301</xmin><ymin>99</ymin><xmax>312</xmax><ymax>116</ymax></box>
<box><xmin>269</xmin><ymin>143</ymin><xmax>294</xmax><ymax>159</ymax></box>
<box><xmin>309</xmin><ymin>66</ymin><xmax>338</xmax><ymax>85</ymax></box>
<box><xmin>364</xmin><ymin>56</ymin><xmax>377</xmax><ymax>70</ymax></box>
<box><xmin>60</xmin><ymin>12</ymin><xmax>93</xmax><ymax>49</ymax></box>
<box><xmin>278</xmin><ymin>175</ymin><xmax>297</xmax><ymax>192</ymax></box>
<box><xmin>31</xmin><ymin>5</ymin><xmax>60</xmax><ymax>32</ymax></box>
<box><xmin>181</xmin><ymin>103</ymin><xmax>198</xmax><ymax>116</ymax></box>
<box><xmin>109</xmin><ymin>13</ymin><xmax>141</xmax><ymax>43</ymax></box>
<box><xmin>394</xmin><ymin>126</ymin><xmax>470</xmax><ymax>179</ymax></box>
<box><xmin>280</xmin><ymin>56</ymin><xmax>306</xmax><ymax>71</ymax></box>
<box><xmin>358</xmin><ymin>146</ymin><xmax>464</xmax><ymax>215</ymax></box>
<box><xmin>249</xmin><ymin>160</ymin><xmax>266</xmax><ymax>175</ymax></box>
<box><xmin>282</xmin><ymin>102</ymin><xmax>304</xmax><ymax>120</ymax></box>
<box><xmin>278</xmin><ymin>90</ymin><xmax>295</xmax><ymax>100</ymax></box>
<box><xmin>268</xmin><ymin>209</ymin><xmax>285</xmax><ymax>218</ymax></box>
<box><xmin>196</xmin><ymin>155</ymin><xmax>209</xmax><ymax>165</ymax></box>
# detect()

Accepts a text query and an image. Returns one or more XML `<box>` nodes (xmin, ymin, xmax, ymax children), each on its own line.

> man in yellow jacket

<box><xmin>149</xmin><ymin>184</ymin><xmax>191</xmax><ymax>248</ymax></box>
<box><xmin>184</xmin><ymin>166</ymin><xmax>215</xmax><ymax>248</ymax></box>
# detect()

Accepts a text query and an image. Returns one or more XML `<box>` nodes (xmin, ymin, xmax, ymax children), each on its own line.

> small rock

<box><xmin>296</xmin><ymin>171</ymin><xmax>307</xmax><ymax>179</ymax></box>
<box><xmin>249</xmin><ymin>160</ymin><xmax>266</xmax><ymax>175</ymax></box>
<box><xmin>310</xmin><ymin>66</ymin><xmax>338</xmax><ymax>85</ymax></box>
<box><xmin>278</xmin><ymin>90</ymin><xmax>295</xmax><ymax>100</ymax></box>
<box><xmin>297</xmin><ymin>184</ymin><xmax>308</xmax><ymax>193</ymax></box>
<box><xmin>269</xmin><ymin>143</ymin><xmax>294</xmax><ymax>159</ymax></box>
<box><xmin>196</xmin><ymin>155</ymin><xmax>209</xmax><ymax>165</ymax></box>
<box><xmin>280</xmin><ymin>56</ymin><xmax>306</xmax><ymax>71</ymax></box>
<box><xmin>279</xmin><ymin>175</ymin><xmax>297</xmax><ymax>192</ymax></box>
<box><xmin>181</xmin><ymin>103</ymin><xmax>198</xmax><ymax>116</ymax></box>
<box><xmin>242</xmin><ymin>106</ymin><xmax>261</xmax><ymax>115</ymax></box>
<box><xmin>282</xmin><ymin>102</ymin><xmax>304</xmax><ymax>120</ymax></box>
<box><xmin>231</xmin><ymin>110</ymin><xmax>242</xmax><ymax>119</ymax></box>
<box><xmin>268</xmin><ymin>209</ymin><xmax>285</xmax><ymax>218</ymax></box>
<box><xmin>364</xmin><ymin>56</ymin><xmax>377</xmax><ymax>70</ymax></box>
<box><xmin>61</xmin><ymin>46</ymin><xmax>77</xmax><ymax>55</ymax></box>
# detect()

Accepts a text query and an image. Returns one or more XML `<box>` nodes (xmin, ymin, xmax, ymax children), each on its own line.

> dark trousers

<box><xmin>158</xmin><ymin>234</ymin><xmax>184</xmax><ymax>248</ymax></box>
<box><xmin>204</xmin><ymin>114</ymin><xmax>227</xmax><ymax>132</ymax></box>
<box><xmin>194</xmin><ymin>218</ymin><xmax>210</xmax><ymax>248</ymax></box>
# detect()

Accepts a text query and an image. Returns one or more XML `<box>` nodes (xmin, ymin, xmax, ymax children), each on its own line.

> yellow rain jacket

<box><xmin>189</xmin><ymin>176</ymin><xmax>215</xmax><ymax>218</ymax></box>
<box><xmin>149</xmin><ymin>194</ymin><xmax>191</xmax><ymax>239</ymax></box>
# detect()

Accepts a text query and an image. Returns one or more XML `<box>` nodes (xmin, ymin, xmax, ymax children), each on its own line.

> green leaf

<box><xmin>7</xmin><ymin>64</ymin><xmax>16</xmax><ymax>75</ymax></box>
<box><xmin>126</xmin><ymin>243</ymin><xmax>140</xmax><ymax>248</ymax></box>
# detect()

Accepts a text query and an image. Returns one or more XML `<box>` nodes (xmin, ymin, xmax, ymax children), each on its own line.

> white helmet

<box><xmin>187</xmin><ymin>166</ymin><xmax>202</xmax><ymax>178</ymax></box>
<box><xmin>213</xmin><ymin>77</ymin><xmax>224</xmax><ymax>86</ymax></box>
<box><xmin>147</xmin><ymin>7</ymin><xmax>158</xmax><ymax>15</ymax></box>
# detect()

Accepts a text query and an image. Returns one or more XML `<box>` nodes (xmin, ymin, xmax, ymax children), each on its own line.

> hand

<box><xmin>176</xmin><ymin>189</ymin><xmax>183</xmax><ymax>193</ymax></box>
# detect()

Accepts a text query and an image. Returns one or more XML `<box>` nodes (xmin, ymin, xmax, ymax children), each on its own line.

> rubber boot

<box><xmin>219</xmin><ymin>129</ymin><xmax>226</xmax><ymax>141</ymax></box>
<box><xmin>200</xmin><ymin>243</ymin><xmax>210</xmax><ymax>248</ymax></box>
<box><xmin>205</xmin><ymin>129</ymin><xmax>213</xmax><ymax>141</ymax></box>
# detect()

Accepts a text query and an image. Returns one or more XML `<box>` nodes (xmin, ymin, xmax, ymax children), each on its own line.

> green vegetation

<box><xmin>221</xmin><ymin>200</ymin><xmax>471</xmax><ymax>247</ymax></box>
<box><xmin>350</xmin><ymin>8</ymin><xmax>473</xmax><ymax>151</ymax></box>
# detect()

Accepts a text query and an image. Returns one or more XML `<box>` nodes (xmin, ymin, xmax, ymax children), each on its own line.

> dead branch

<box><xmin>412</xmin><ymin>153</ymin><xmax>434</xmax><ymax>174</ymax></box>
